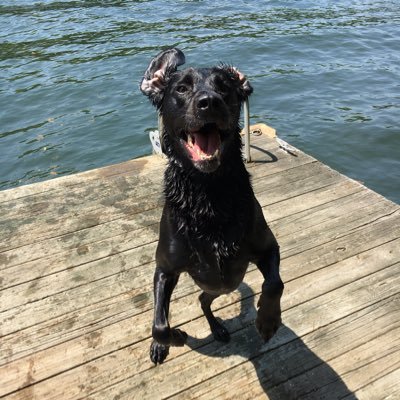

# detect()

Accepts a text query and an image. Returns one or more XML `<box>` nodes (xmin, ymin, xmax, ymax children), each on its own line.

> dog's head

<box><xmin>140</xmin><ymin>48</ymin><xmax>253</xmax><ymax>173</ymax></box>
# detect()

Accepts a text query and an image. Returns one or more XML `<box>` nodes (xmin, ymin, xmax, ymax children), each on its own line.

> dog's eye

<box><xmin>176</xmin><ymin>85</ymin><xmax>188</xmax><ymax>94</ymax></box>
<box><xmin>214</xmin><ymin>78</ymin><xmax>229</xmax><ymax>96</ymax></box>
<box><xmin>218</xmin><ymin>86</ymin><xmax>228</xmax><ymax>95</ymax></box>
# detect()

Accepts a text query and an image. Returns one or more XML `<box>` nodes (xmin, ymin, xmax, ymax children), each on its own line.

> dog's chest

<box><xmin>187</xmin><ymin>242</ymin><xmax>248</xmax><ymax>295</ymax></box>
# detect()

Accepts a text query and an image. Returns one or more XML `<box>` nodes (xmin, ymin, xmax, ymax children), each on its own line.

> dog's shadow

<box><xmin>186</xmin><ymin>283</ymin><xmax>356</xmax><ymax>399</ymax></box>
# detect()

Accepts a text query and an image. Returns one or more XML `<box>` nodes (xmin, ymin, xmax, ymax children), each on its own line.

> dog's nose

<box><xmin>197</xmin><ymin>94</ymin><xmax>210</xmax><ymax>110</ymax></box>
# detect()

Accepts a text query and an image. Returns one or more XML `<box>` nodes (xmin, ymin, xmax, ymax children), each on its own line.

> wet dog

<box><xmin>140</xmin><ymin>48</ymin><xmax>284</xmax><ymax>364</ymax></box>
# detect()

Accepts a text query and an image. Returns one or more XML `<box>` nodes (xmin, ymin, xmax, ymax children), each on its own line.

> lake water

<box><xmin>1</xmin><ymin>0</ymin><xmax>399</xmax><ymax>203</ymax></box>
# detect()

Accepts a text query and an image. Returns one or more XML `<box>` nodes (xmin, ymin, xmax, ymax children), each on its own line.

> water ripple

<box><xmin>0</xmin><ymin>0</ymin><xmax>399</xmax><ymax>201</ymax></box>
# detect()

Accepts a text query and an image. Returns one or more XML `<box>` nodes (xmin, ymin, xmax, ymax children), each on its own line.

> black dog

<box><xmin>140</xmin><ymin>48</ymin><xmax>284</xmax><ymax>365</ymax></box>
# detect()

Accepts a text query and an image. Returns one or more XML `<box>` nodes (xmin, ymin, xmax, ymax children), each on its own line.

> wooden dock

<box><xmin>1</xmin><ymin>133</ymin><xmax>399</xmax><ymax>399</ymax></box>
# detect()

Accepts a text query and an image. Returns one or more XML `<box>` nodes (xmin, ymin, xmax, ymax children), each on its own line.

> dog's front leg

<box><xmin>150</xmin><ymin>266</ymin><xmax>188</xmax><ymax>364</ymax></box>
<box><xmin>255</xmin><ymin>242</ymin><xmax>284</xmax><ymax>342</ymax></box>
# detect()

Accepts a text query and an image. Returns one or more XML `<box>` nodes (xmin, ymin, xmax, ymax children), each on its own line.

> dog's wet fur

<box><xmin>140</xmin><ymin>48</ymin><xmax>284</xmax><ymax>364</ymax></box>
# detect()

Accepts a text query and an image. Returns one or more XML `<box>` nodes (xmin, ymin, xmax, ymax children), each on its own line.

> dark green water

<box><xmin>1</xmin><ymin>1</ymin><xmax>399</xmax><ymax>203</ymax></box>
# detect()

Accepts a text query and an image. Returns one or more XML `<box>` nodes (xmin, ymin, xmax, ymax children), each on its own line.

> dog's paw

<box><xmin>256</xmin><ymin>293</ymin><xmax>282</xmax><ymax>342</ymax></box>
<box><xmin>169</xmin><ymin>328</ymin><xmax>188</xmax><ymax>346</ymax></box>
<box><xmin>256</xmin><ymin>313</ymin><xmax>281</xmax><ymax>342</ymax></box>
<box><xmin>211</xmin><ymin>321</ymin><xmax>231</xmax><ymax>343</ymax></box>
<box><xmin>150</xmin><ymin>340</ymin><xmax>170</xmax><ymax>365</ymax></box>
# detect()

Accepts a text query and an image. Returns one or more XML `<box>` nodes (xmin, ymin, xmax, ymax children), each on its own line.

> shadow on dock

<box><xmin>250</xmin><ymin>145</ymin><xmax>278</xmax><ymax>163</ymax></box>
<box><xmin>187</xmin><ymin>283</ymin><xmax>356</xmax><ymax>399</ymax></box>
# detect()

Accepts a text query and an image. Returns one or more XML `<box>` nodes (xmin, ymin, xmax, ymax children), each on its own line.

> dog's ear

<box><xmin>220</xmin><ymin>65</ymin><xmax>253</xmax><ymax>100</ymax></box>
<box><xmin>140</xmin><ymin>48</ymin><xmax>186</xmax><ymax>107</ymax></box>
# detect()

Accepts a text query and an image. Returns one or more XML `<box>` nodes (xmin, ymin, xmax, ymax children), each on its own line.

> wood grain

<box><xmin>0</xmin><ymin>135</ymin><xmax>399</xmax><ymax>399</ymax></box>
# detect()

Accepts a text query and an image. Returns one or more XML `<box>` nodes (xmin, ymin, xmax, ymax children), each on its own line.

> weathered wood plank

<box><xmin>263</xmin><ymin>179</ymin><xmax>362</xmax><ymax>220</ymax></box>
<box><xmin>0</xmin><ymin>179</ymin><xmax>359</xmax><ymax>290</ymax></box>
<box><xmin>0</xmin><ymin>162</ymin><xmax>359</xmax><ymax>296</ymax></box>
<box><xmin>6</xmin><ymin>262</ymin><xmax>397</xmax><ymax>400</ymax></box>
<box><xmin>0</xmin><ymin>163</ymin><xmax>164</xmax><ymax>220</ymax></box>
<box><xmin>1</xmin><ymin>204</ymin><xmax>398</xmax><ymax>368</ymax></box>
<box><xmin>0</xmin><ymin>154</ymin><xmax>165</xmax><ymax>203</ymax></box>
<box><xmin>0</xmin><ymin>134</ymin><xmax>275</xmax><ymax>205</ymax></box>
<box><xmin>0</xmin><ymin>134</ymin><xmax>398</xmax><ymax>400</ymax></box>
<box><xmin>169</xmin><ymin>296</ymin><xmax>400</xmax><ymax>400</ymax></box>
<box><xmin>0</xmin><ymin>175</ymin><xmax>359</xmax><ymax>289</ymax></box>
<box><xmin>0</xmin><ymin>157</ymin><xmax>315</xmax><ymax>264</ymax></box>
<box><xmin>0</xmin><ymin>138</ymin><xmax>311</xmax><ymax>254</ymax></box>
<box><xmin>96</xmin><ymin>264</ymin><xmax>397</xmax><ymax>400</ymax></box>
<box><xmin>0</xmin><ymin>210</ymin><xmax>160</xmax><ymax>272</ymax></box>
<box><xmin>0</xmin><ymin>171</ymin><xmax>370</xmax><ymax>280</ymax></box>
<box><xmin>255</xmin><ymin>162</ymin><xmax>348</xmax><ymax>208</ymax></box>
<box><xmin>0</xmin><ymin>162</ymin><xmax>361</xmax><ymax>297</ymax></box>
<box><xmin>1</xmin><ymin>236</ymin><xmax>398</xmax><ymax>397</ymax></box>
<box><xmin>0</xmin><ymin>158</ymin><xmax>335</xmax><ymax>270</ymax></box>
<box><xmin>273</xmin><ymin>199</ymin><xmax>397</xmax><ymax>256</ymax></box>
<box><xmin>0</xmin><ymin>192</ymin><xmax>396</xmax><ymax>338</ymax></box>
<box><xmin>345</xmin><ymin>368</ymin><xmax>400</xmax><ymax>400</ymax></box>
<box><xmin>292</xmin><ymin>335</ymin><xmax>400</xmax><ymax>399</ymax></box>
<box><xmin>0</xmin><ymin>189</ymin><xmax>164</xmax><ymax>253</ymax></box>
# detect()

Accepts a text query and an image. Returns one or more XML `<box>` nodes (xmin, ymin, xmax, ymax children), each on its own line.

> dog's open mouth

<box><xmin>181</xmin><ymin>123</ymin><xmax>221</xmax><ymax>162</ymax></box>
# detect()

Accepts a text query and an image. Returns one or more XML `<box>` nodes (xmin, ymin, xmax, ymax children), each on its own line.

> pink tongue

<box><xmin>192</xmin><ymin>128</ymin><xmax>219</xmax><ymax>157</ymax></box>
